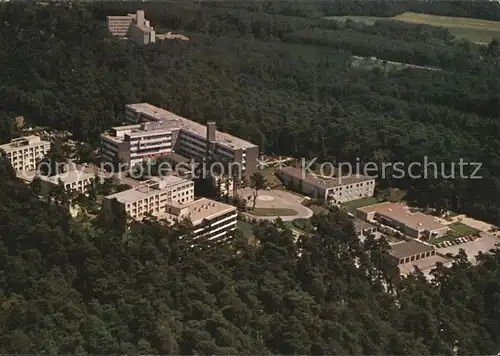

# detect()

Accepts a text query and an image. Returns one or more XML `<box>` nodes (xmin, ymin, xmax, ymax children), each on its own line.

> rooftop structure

<box><xmin>0</xmin><ymin>136</ymin><xmax>49</xmax><ymax>152</ymax></box>
<box><xmin>0</xmin><ymin>135</ymin><xmax>51</xmax><ymax>171</ymax></box>
<box><xmin>16</xmin><ymin>167</ymin><xmax>95</xmax><ymax>195</ymax></box>
<box><xmin>125</xmin><ymin>103</ymin><xmax>256</xmax><ymax>151</ymax></box>
<box><xmin>279</xmin><ymin>166</ymin><xmax>373</xmax><ymax>189</ymax></box>
<box><xmin>389</xmin><ymin>240</ymin><xmax>436</xmax><ymax>265</ymax></box>
<box><xmin>357</xmin><ymin>202</ymin><xmax>449</xmax><ymax>239</ymax></box>
<box><xmin>160</xmin><ymin>197</ymin><xmax>238</xmax><ymax>244</ymax></box>
<box><xmin>163</xmin><ymin>198</ymin><xmax>236</xmax><ymax>226</ymax></box>
<box><xmin>106</xmin><ymin>175</ymin><xmax>190</xmax><ymax>205</ymax></box>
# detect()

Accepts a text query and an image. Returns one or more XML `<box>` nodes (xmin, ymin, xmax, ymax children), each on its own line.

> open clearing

<box><xmin>325</xmin><ymin>12</ymin><xmax>500</xmax><ymax>43</ymax></box>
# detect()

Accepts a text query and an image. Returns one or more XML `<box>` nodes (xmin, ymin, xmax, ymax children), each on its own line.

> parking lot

<box><xmin>437</xmin><ymin>232</ymin><xmax>500</xmax><ymax>265</ymax></box>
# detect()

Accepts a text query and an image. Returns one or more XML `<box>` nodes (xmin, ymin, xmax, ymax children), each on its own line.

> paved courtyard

<box><xmin>239</xmin><ymin>188</ymin><xmax>313</xmax><ymax>221</ymax></box>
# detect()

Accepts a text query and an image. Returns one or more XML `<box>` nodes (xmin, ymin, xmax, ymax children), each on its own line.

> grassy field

<box><xmin>325</xmin><ymin>12</ymin><xmax>500</xmax><ymax>43</ymax></box>
<box><xmin>341</xmin><ymin>197</ymin><xmax>379</xmax><ymax>213</ymax></box>
<box><xmin>259</xmin><ymin>167</ymin><xmax>282</xmax><ymax>188</ymax></box>
<box><xmin>448</xmin><ymin>222</ymin><xmax>479</xmax><ymax>237</ymax></box>
<box><xmin>431</xmin><ymin>222</ymin><xmax>480</xmax><ymax>245</ymax></box>
<box><xmin>249</xmin><ymin>208</ymin><xmax>298</xmax><ymax>217</ymax></box>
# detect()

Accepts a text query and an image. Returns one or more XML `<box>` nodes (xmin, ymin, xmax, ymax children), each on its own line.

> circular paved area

<box><xmin>240</xmin><ymin>188</ymin><xmax>313</xmax><ymax>221</ymax></box>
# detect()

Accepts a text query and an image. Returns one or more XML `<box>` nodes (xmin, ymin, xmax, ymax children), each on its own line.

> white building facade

<box><xmin>102</xmin><ymin>103</ymin><xmax>259</xmax><ymax>178</ymax></box>
<box><xmin>103</xmin><ymin>176</ymin><xmax>194</xmax><ymax>220</ymax></box>
<box><xmin>0</xmin><ymin>136</ymin><xmax>51</xmax><ymax>171</ymax></box>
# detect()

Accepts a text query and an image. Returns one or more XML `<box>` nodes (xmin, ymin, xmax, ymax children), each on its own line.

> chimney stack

<box><xmin>206</xmin><ymin>121</ymin><xmax>216</xmax><ymax>143</ymax></box>
<box><xmin>136</xmin><ymin>10</ymin><xmax>145</xmax><ymax>25</ymax></box>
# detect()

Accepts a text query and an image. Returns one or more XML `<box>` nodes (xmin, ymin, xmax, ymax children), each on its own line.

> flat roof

<box><xmin>0</xmin><ymin>136</ymin><xmax>50</xmax><ymax>152</ymax></box>
<box><xmin>126</xmin><ymin>103</ymin><xmax>257</xmax><ymax>150</ymax></box>
<box><xmin>278</xmin><ymin>166</ymin><xmax>374</xmax><ymax>189</ymax></box>
<box><xmin>357</xmin><ymin>202</ymin><xmax>447</xmax><ymax>232</ymax></box>
<box><xmin>105</xmin><ymin>175</ymin><xmax>191</xmax><ymax>204</ymax></box>
<box><xmin>41</xmin><ymin>170</ymin><xmax>94</xmax><ymax>184</ymax></box>
<box><xmin>353</xmin><ymin>218</ymin><xmax>376</xmax><ymax>232</ymax></box>
<box><xmin>390</xmin><ymin>240</ymin><xmax>435</xmax><ymax>259</ymax></box>
<box><xmin>160</xmin><ymin>198</ymin><xmax>237</xmax><ymax>225</ymax></box>
<box><xmin>156</xmin><ymin>33</ymin><xmax>190</xmax><ymax>40</ymax></box>
<box><xmin>101</xmin><ymin>121</ymin><xmax>179</xmax><ymax>144</ymax></box>
<box><xmin>106</xmin><ymin>15</ymin><xmax>133</xmax><ymax>20</ymax></box>
<box><xmin>16</xmin><ymin>169</ymin><xmax>94</xmax><ymax>184</ymax></box>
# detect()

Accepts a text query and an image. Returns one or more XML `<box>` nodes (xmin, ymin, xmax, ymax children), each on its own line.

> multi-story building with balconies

<box><xmin>103</xmin><ymin>175</ymin><xmax>194</xmax><ymax>221</ymax></box>
<box><xmin>107</xmin><ymin>10</ymin><xmax>156</xmax><ymax>45</ymax></box>
<box><xmin>101</xmin><ymin>121</ymin><xmax>175</xmax><ymax>167</ymax></box>
<box><xmin>0</xmin><ymin>136</ymin><xmax>51</xmax><ymax>171</ymax></box>
<box><xmin>101</xmin><ymin>103</ymin><xmax>259</xmax><ymax>179</ymax></box>
<box><xmin>16</xmin><ymin>163</ymin><xmax>96</xmax><ymax>196</ymax></box>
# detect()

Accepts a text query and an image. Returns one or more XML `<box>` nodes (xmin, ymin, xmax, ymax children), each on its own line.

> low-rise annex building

<box><xmin>389</xmin><ymin>240</ymin><xmax>437</xmax><ymax>266</ymax></box>
<box><xmin>0</xmin><ymin>136</ymin><xmax>51</xmax><ymax>171</ymax></box>
<box><xmin>277</xmin><ymin>166</ymin><xmax>375</xmax><ymax>203</ymax></box>
<box><xmin>353</xmin><ymin>218</ymin><xmax>377</xmax><ymax>240</ymax></box>
<box><xmin>356</xmin><ymin>202</ymin><xmax>449</xmax><ymax>239</ymax></box>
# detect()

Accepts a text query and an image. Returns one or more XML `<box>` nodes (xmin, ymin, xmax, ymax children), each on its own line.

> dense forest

<box><xmin>1</xmin><ymin>1</ymin><xmax>500</xmax><ymax>353</ymax></box>
<box><xmin>2</xmin><ymin>157</ymin><xmax>500</xmax><ymax>354</ymax></box>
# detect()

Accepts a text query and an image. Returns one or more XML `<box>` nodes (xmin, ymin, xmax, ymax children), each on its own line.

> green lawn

<box><xmin>448</xmin><ymin>222</ymin><xmax>479</xmax><ymax>237</ymax></box>
<box><xmin>249</xmin><ymin>208</ymin><xmax>298</xmax><ymax>217</ymax></box>
<box><xmin>259</xmin><ymin>167</ymin><xmax>281</xmax><ymax>188</ymax></box>
<box><xmin>443</xmin><ymin>210</ymin><xmax>459</xmax><ymax>222</ymax></box>
<box><xmin>325</xmin><ymin>12</ymin><xmax>500</xmax><ymax>43</ymax></box>
<box><xmin>431</xmin><ymin>222</ymin><xmax>479</xmax><ymax>245</ymax></box>
<box><xmin>341</xmin><ymin>197</ymin><xmax>379</xmax><ymax>213</ymax></box>
<box><xmin>309</xmin><ymin>204</ymin><xmax>327</xmax><ymax>215</ymax></box>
